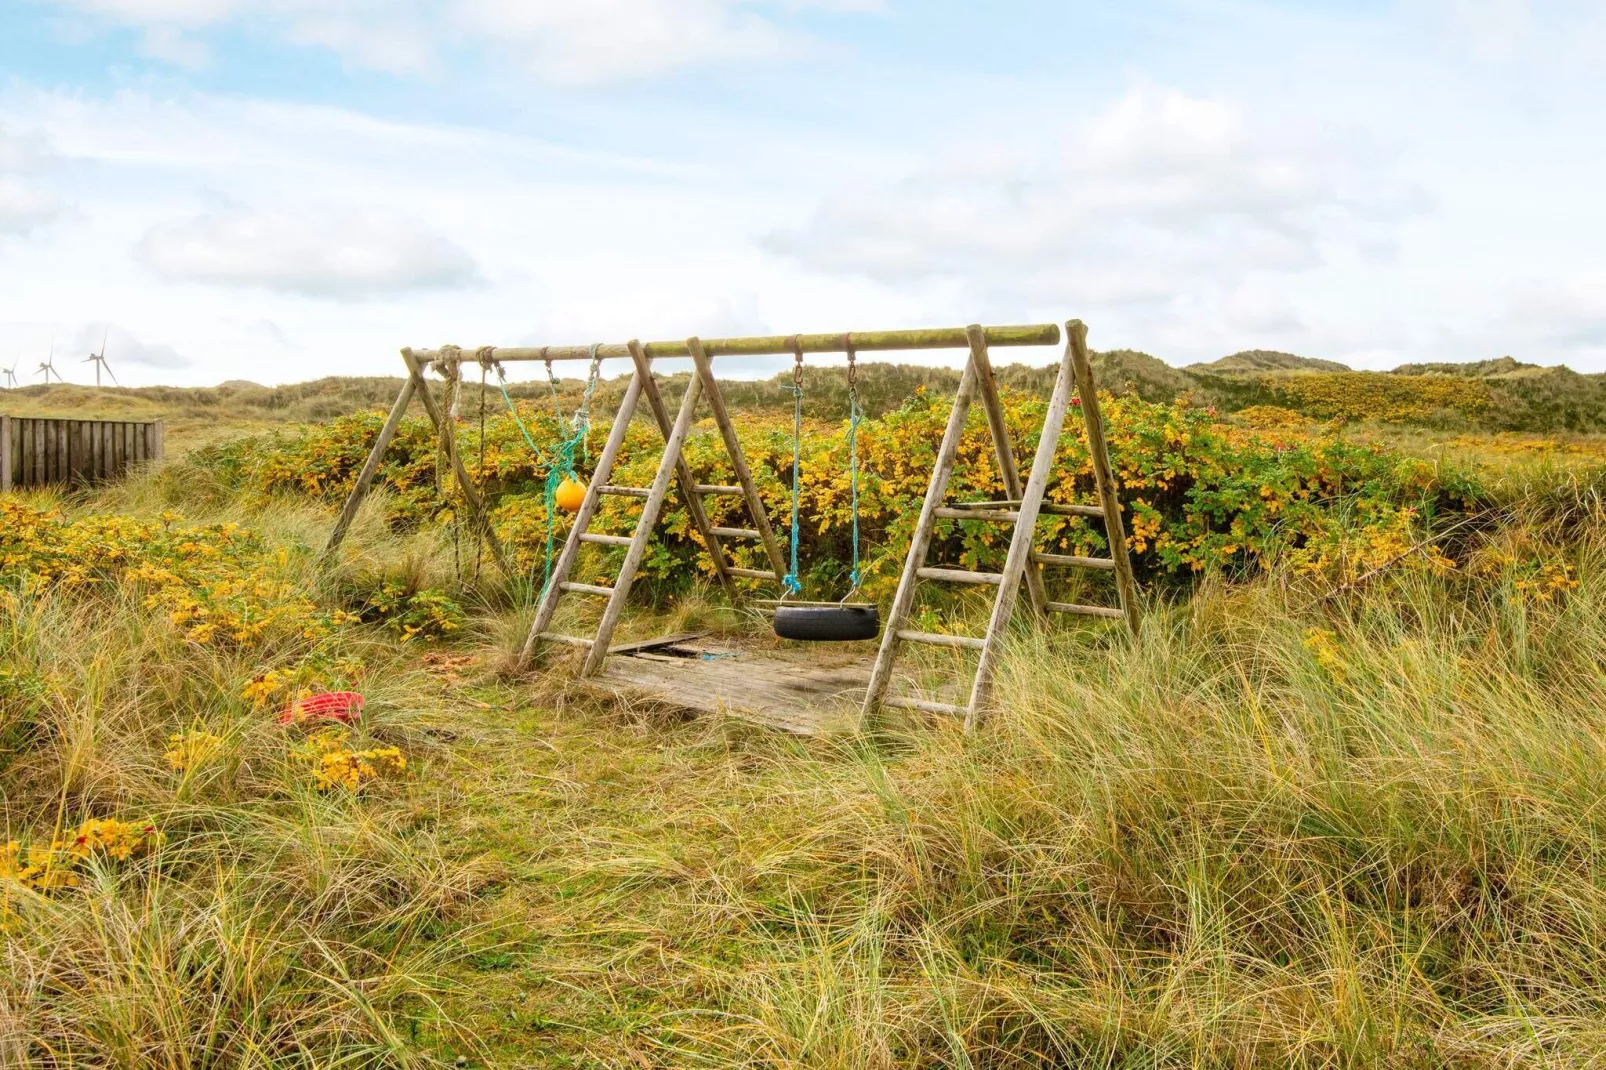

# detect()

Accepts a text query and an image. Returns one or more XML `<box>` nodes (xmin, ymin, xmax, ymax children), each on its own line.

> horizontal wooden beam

<box><xmin>897</xmin><ymin>630</ymin><xmax>986</xmax><ymax>650</ymax></box>
<box><xmin>883</xmin><ymin>695</ymin><xmax>967</xmax><ymax>717</ymax></box>
<box><xmin>1047</xmin><ymin>602</ymin><xmax>1125</xmax><ymax>619</ymax></box>
<box><xmin>1033</xmin><ymin>552</ymin><xmax>1116</xmax><ymax>571</ymax></box>
<box><xmin>917</xmin><ymin>567</ymin><xmax>1003</xmax><ymax>586</ymax></box>
<box><xmin>409</xmin><ymin>324</ymin><xmax>1060</xmax><ymax>367</ymax></box>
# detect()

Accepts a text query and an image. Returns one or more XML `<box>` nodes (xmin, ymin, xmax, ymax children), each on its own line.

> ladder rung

<box><xmin>934</xmin><ymin>504</ymin><xmax>1105</xmax><ymax>523</ymax></box>
<box><xmin>537</xmin><ymin>632</ymin><xmax>594</xmax><ymax>648</ymax></box>
<box><xmin>935</xmin><ymin>507</ymin><xmax>1018</xmax><ymax>522</ymax></box>
<box><xmin>599</xmin><ymin>485</ymin><xmax>650</xmax><ymax>499</ymax></box>
<box><xmin>695</xmin><ymin>484</ymin><xmax>744</xmax><ymax>496</ymax></box>
<box><xmin>917</xmin><ymin>567</ymin><xmax>1003</xmax><ymax>586</ymax></box>
<box><xmin>896</xmin><ymin>630</ymin><xmax>986</xmax><ymax>651</ymax></box>
<box><xmin>561</xmin><ymin>582</ymin><xmax>615</xmax><ymax>597</ymax></box>
<box><xmin>1047</xmin><ymin>602</ymin><xmax>1125</xmax><ymax>620</ymax></box>
<box><xmin>1033</xmin><ymin>552</ymin><xmax>1116</xmax><ymax>571</ymax></box>
<box><xmin>1045</xmin><ymin>503</ymin><xmax>1106</xmax><ymax>518</ymax></box>
<box><xmin>728</xmin><ymin>567</ymin><xmax>778</xmax><ymax>580</ymax></box>
<box><xmin>709</xmin><ymin>527</ymin><xmax>762</xmax><ymax>540</ymax></box>
<box><xmin>883</xmin><ymin>695</ymin><xmax>968</xmax><ymax>717</ymax></box>
<box><xmin>580</xmin><ymin>533</ymin><xmax>633</xmax><ymax>547</ymax></box>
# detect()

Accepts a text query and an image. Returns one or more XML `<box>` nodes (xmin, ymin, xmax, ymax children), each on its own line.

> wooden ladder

<box><xmin>861</xmin><ymin>320</ymin><xmax>1141</xmax><ymax>731</ymax></box>
<box><xmin>516</xmin><ymin>338</ymin><xmax>788</xmax><ymax>675</ymax></box>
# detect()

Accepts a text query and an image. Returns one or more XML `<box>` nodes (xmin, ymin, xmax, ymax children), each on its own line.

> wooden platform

<box><xmin>587</xmin><ymin>637</ymin><xmax>879</xmax><ymax>735</ymax></box>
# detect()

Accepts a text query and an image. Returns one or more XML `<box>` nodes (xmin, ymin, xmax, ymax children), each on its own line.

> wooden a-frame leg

<box><xmin>688</xmin><ymin>338</ymin><xmax>787</xmax><ymax>582</ymax></box>
<box><xmin>1068</xmin><ymin>320</ymin><xmax>1141</xmax><ymax>637</ymax></box>
<box><xmin>582</xmin><ymin>367</ymin><xmax>705</xmax><ymax>677</ymax></box>
<box><xmin>627</xmin><ymin>343</ymin><xmax>740</xmax><ymax>604</ymax></box>
<box><xmin>964</xmin><ymin>329</ymin><xmax>1081</xmax><ymax>731</ymax></box>
<box><xmin>966</xmin><ymin>324</ymin><xmax>1048</xmax><ymax>619</ymax></box>
<box><xmin>860</xmin><ymin>351</ymin><xmax>983</xmax><ymax>726</ymax></box>
<box><xmin>403</xmin><ymin>349</ymin><xmax>513</xmax><ymax>578</ymax></box>
<box><xmin>516</xmin><ymin>368</ymin><xmax>647</xmax><ymax>671</ymax></box>
<box><xmin>325</xmin><ymin>358</ymin><xmax>418</xmax><ymax>555</ymax></box>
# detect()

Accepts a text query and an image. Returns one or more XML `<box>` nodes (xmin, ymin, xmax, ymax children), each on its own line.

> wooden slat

<box><xmin>1047</xmin><ymin>602</ymin><xmax>1126</xmax><ymax>620</ymax></box>
<box><xmin>1033</xmin><ymin>552</ymin><xmax>1116</xmax><ymax>571</ymax></box>
<box><xmin>538</xmin><ymin>632</ymin><xmax>594</xmax><ymax>648</ymax></box>
<box><xmin>729</xmin><ymin>567</ymin><xmax>779</xmax><ymax>580</ymax></box>
<box><xmin>580</xmin><ymin>533</ymin><xmax>633</xmax><ymax>547</ymax></box>
<box><xmin>896</xmin><ymin>630</ymin><xmax>986</xmax><ymax>650</ymax></box>
<box><xmin>883</xmin><ymin>695</ymin><xmax>967</xmax><ymax>716</ymax></box>
<box><xmin>0</xmin><ymin>415</ymin><xmax>12</xmax><ymax>493</ymax></box>
<box><xmin>708</xmin><ymin>526</ymin><xmax>761</xmax><ymax>540</ymax></box>
<box><xmin>917</xmin><ymin>567</ymin><xmax>1002</xmax><ymax>586</ymax></box>
<box><xmin>694</xmin><ymin>484</ymin><xmax>743</xmax><ymax>496</ymax></box>
<box><xmin>599</xmin><ymin>485</ymin><xmax>651</xmax><ymax>499</ymax></box>
<box><xmin>561</xmin><ymin>582</ymin><xmax>614</xmax><ymax>597</ymax></box>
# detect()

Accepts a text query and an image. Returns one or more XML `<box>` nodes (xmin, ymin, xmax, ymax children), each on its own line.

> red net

<box><xmin>278</xmin><ymin>691</ymin><xmax>365</xmax><ymax>726</ymax></box>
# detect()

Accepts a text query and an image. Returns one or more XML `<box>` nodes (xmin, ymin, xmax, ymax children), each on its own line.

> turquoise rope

<box><xmin>847</xmin><ymin>393</ymin><xmax>862</xmax><ymax>590</ymax></box>
<box><xmin>783</xmin><ymin>382</ymin><xmax>803</xmax><ymax>595</ymax></box>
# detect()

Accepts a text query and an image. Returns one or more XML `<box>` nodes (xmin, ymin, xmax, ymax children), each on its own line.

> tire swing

<box><xmin>772</xmin><ymin>339</ymin><xmax>881</xmax><ymax>643</ymax></box>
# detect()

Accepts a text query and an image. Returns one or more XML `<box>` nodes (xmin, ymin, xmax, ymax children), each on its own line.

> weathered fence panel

<box><xmin>1</xmin><ymin>415</ymin><xmax>165</xmax><ymax>492</ymax></box>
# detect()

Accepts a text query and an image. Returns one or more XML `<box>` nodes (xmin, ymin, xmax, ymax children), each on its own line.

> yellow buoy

<box><xmin>554</xmin><ymin>477</ymin><xmax>587</xmax><ymax>512</ymax></box>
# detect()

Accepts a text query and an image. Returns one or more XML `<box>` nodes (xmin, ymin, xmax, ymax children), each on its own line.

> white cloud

<box><xmin>135</xmin><ymin>204</ymin><xmax>482</xmax><ymax>299</ymax></box>
<box><xmin>39</xmin><ymin>0</ymin><xmax>876</xmax><ymax>82</ymax></box>
<box><xmin>766</xmin><ymin>87</ymin><xmax>1430</xmax><ymax>318</ymax></box>
<box><xmin>63</xmin><ymin>322</ymin><xmax>193</xmax><ymax>374</ymax></box>
<box><xmin>0</xmin><ymin>127</ymin><xmax>66</xmax><ymax>235</ymax></box>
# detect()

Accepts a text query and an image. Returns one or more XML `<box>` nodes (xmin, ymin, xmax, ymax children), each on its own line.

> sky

<box><xmin>0</xmin><ymin>0</ymin><xmax>1603</xmax><ymax>387</ymax></box>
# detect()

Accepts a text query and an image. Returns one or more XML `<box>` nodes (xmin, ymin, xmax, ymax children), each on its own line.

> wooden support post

<box><xmin>1</xmin><ymin>415</ymin><xmax>11</xmax><ymax>494</ymax></box>
<box><xmin>627</xmin><ymin>342</ymin><xmax>740</xmax><ymax>604</ymax></box>
<box><xmin>1069</xmin><ymin>320</ymin><xmax>1141</xmax><ymax>637</ymax></box>
<box><xmin>687</xmin><ymin>337</ymin><xmax>788</xmax><ymax>582</ymax></box>
<box><xmin>402</xmin><ymin>348</ymin><xmax>512</xmax><ymax>578</ymax></box>
<box><xmin>517</xmin><ymin>368</ymin><xmax>647</xmax><ymax>670</ymax></box>
<box><xmin>860</xmin><ymin>353</ymin><xmax>982</xmax><ymax>724</ymax></box>
<box><xmin>964</xmin><ymin>327</ymin><xmax>1082</xmax><ymax>730</ymax></box>
<box><xmin>582</xmin><ymin>368</ymin><xmax>705</xmax><ymax>677</ymax></box>
<box><xmin>326</xmin><ymin>371</ymin><xmax>418</xmax><ymax>555</ymax></box>
<box><xmin>152</xmin><ymin>419</ymin><xmax>165</xmax><ymax>464</ymax></box>
<box><xmin>966</xmin><ymin>324</ymin><xmax>1048</xmax><ymax>619</ymax></box>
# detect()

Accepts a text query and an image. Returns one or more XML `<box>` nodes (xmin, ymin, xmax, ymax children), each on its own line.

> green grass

<box><xmin>5</xmin><ymin>449</ymin><xmax>1606</xmax><ymax>1066</ymax></box>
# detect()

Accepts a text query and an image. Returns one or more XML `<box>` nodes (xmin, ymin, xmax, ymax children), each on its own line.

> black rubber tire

<box><xmin>772</xmin><ymin>605</ymin><xmax>881</xmax><ymax>642</ymax></box>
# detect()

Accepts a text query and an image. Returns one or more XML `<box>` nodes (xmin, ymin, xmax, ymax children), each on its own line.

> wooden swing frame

<box><xmin>326</xmin><ymin>320</ymin><xmax>1140</xmax><ymax>731</ymax></box>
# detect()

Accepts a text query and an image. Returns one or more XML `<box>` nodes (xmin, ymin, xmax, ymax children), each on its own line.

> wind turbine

<box><xmin>84</xmin><ymin>327</ymin><xmax>117</xmax><ymax>386</ymax></box>
<box><xmin>2</xmin><ymin>359</ymin><xmax>17</xmax><ymax>388</ymax></box>
<box><xmin>37</xmin><ymin>343</ymin><xmax>63</xmax><ymax>384</ymax></box>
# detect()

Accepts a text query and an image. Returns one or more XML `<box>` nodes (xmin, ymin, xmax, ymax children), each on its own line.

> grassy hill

<box><xmin>5</xmin><ymin>346</ymin><xmax>1604</xmax><ymax>441</ymax></box>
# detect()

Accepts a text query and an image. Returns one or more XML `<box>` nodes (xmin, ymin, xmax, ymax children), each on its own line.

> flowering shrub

<box><xmin>294</xmin><ymin>728</ymin><xmax>406</xmax><ymax>792</ymax></box>
<box><xmin>164</xmin><ymin>728</ymin><xmax>226</xmax><ymax>772</ymax></box>
<box><xmin>1267</xmin><ymin>373</ymin><xmax>1493</xmax><ymax>424</ymax></box>
<box><xmin>0</xmin><ymin>503</ymin><xmax>354</xmax><ymax>648</ymax></box>
<box><xmin>197</xmin><ymin>387</ymin><xmax>1494</xmax><ymax>595</ymax></box>
<box><xmin>2</xmin><ymin>818</ymin><xmax>162</xmax><ymax>894</ymax></box>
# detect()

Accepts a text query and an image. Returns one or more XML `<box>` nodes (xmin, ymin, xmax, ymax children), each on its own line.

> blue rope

<box><xmin>783</xmin><ymin>381</ymin><xmax>803</xmax><ymax>596</ymax></box>
<box><xmin>848</xmin><ymin>392</ymin><xmax>862</xmax><ymax>590</ymax></box>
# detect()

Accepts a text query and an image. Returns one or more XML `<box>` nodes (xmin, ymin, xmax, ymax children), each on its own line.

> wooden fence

<box><xmin>1</xmin><ymin>415</ymin><xmax>165</xmax><ymax>492</ymax></box>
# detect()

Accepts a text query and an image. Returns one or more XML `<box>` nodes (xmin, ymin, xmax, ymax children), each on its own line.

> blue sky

<box><xmin>1</xmin><ymin>0</ymin><xmax>1603</xmax><ymax>385</ymax></box>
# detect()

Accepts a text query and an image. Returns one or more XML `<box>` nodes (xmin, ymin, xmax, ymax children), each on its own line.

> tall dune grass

<box><xmin>4</xmin><ymin>463</ymin><xmax>1606</xmax><ymax>1065</ymax></box>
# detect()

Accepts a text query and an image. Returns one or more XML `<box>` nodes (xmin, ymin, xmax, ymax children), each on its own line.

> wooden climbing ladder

<box><xmin>860</xmin><ymin>319</ymin><xmax>1140</xmax><ymax>730</ymax></box>
<box><xmin>516</xmin><ymin>338</ymin><xmax>789</xmax><ymax>675</ymax></box>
